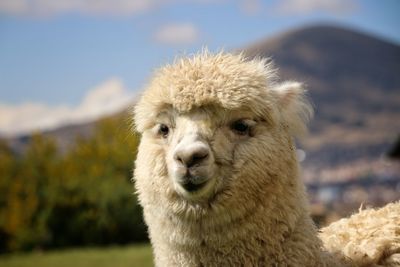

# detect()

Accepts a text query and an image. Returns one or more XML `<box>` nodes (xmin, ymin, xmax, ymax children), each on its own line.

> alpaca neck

<box><xmin>148</xmin><ymin>186</ymin><xmax>336</xmax><ymax>267</ymax></box>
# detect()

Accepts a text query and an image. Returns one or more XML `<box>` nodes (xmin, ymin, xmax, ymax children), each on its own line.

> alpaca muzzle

<box><xmin>170</xmin><ymin>135</ymin><xmax>216</xmax><ymax>197</ymax></box>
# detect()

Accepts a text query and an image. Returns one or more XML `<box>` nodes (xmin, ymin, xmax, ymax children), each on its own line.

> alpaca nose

<box><xmin>174</xmin><ymin>143</ymin><xmax>209</xmax><ymax>168</ymax></box>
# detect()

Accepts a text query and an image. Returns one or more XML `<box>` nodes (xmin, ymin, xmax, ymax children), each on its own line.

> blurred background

<box><xmin>0</xmin><ymin>0</ymin><xmax>399</xmax><ymax>266</ymax></box>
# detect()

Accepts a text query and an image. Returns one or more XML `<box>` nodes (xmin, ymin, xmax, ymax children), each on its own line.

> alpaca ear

<box><xmin>272</xmin><ymin>81</ymin><xmax>313</xmax><ymax>137</ymax></box>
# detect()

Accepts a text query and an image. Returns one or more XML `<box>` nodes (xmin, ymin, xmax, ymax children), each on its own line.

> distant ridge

<box><xmin>244</xmin><ymin>25</ymin><xmax>400</xmax><ymax>169</ymax></box>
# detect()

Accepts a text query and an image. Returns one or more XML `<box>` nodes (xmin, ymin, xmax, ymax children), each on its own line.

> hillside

<box><xmin>245</xmin><ymin>25</ymin><xmax>400</xmax><ymax>177</ymax></box>
<box><xmin>6</xmin><ymin>120</ymin><xmax>95</xmax><ymax>154</ymax></box>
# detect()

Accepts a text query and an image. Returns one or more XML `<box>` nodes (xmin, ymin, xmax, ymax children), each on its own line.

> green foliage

<box><xmin>0</xmin><ymin>114</ymin><xmax>147</xmax><ymax>253</ymax></box>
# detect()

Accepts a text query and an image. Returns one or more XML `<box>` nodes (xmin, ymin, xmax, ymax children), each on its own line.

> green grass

<box><xmin>0</xmin><ymin>244</ymin><xmax>153</xmax><ymax>267</ymax></box>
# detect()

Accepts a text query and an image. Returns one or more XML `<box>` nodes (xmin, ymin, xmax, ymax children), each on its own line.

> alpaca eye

<box><xmin>231</xmin><ymin>120</ymin><xmax>250</xmax><ymax>135</ymax></box>
<box><xmin>158</xmin><ymin>124</ymin><xmax>169</xmax><ymax>138</ymax></box>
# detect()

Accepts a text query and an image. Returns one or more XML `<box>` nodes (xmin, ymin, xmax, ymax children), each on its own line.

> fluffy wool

<box><xmin>320</xmin><ymin>202</ymin><xmax>400</xmax><ymax>267</ymax></box>
<box><xmin>133</xmin><ymin>51</ymin><xmax>399</xmax><ymax>267</ymax></box>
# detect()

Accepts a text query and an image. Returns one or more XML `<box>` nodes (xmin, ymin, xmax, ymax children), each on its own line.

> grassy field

<box><xmin>0</xmin><ymin>244</ymin><xmax>153</xmax><ymax>267</ymax></box>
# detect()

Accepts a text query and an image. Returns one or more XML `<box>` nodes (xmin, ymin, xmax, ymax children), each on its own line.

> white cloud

<box><xmin>0</xmin><ymin>0</ymin><xmax>166</xmax><ymax>17</ymax></box>
<box><xmin>0</xmin><ymin>0</ymin><xmax>221</xmax><ymax>17</ymax></box>
<box><xmin>0</xmin><ymin>78</ymin><xmax>135</xmax><ymax>136</ymax></box>
<box><xmin>154</xmin><ymin>23</ymin><xmax>200</xmax><ymax>45</ymax></box>
<box><xmin>273</xmin><ymin>0</ymin><xmax>358</xmax><ymax>15</ymax></box>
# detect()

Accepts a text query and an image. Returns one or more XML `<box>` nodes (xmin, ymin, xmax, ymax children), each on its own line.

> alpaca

<box><xmin>133</xmin><ymin>51</ymin><xmax>400</xmax><ymax>267</ymax></box>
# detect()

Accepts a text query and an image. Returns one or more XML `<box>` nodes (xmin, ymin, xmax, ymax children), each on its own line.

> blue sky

<box><xmin>0</xmin><ymin>0</ymin><xmax>399</xmax><ymax>135</ymax></box>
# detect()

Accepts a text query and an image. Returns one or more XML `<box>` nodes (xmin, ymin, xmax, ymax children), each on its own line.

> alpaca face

<box><xmin>137</xmin><ymin>101</ymin><xmax>301</xmax><ymax>208</ymax></box>
<box><xmin>134</xmin><ymin>52</ymin><xmax>312</xmax><ymax>215</ymax></box>
<box><xmin>149</xmin><ymin>106</ymin><xmax>265</xmax><ymax>202</ymax></box>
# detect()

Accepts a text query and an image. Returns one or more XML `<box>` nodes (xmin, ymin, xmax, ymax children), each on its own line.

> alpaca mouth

<box><xmin>181</xmin><ymin>180</ymin><xmax>208</xmax><ymax>192</ymax></box>
<box><xmin>174</xmin><ymin>172</ymin><xmax>217</xmax><ymax>199</ymax></box>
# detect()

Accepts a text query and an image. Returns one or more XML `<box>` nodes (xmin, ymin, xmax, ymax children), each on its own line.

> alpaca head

<box><xmin>134</xmin><ymin>52</ymin><xmax>312</xmax><ymax>218</ymax></box>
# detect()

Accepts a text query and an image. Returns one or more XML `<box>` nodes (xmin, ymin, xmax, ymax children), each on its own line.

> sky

<box><xmin>0</xmin><ymin>0</ymin><xmax>399</xmax><ymax>136</ymax></box>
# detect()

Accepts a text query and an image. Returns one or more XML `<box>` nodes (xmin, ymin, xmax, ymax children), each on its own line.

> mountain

<box><xmin>6</xmin><ymin>120</ymin><xmax>96</xmax><ymax>154</ymax></box>
<box><xmin>245</xmin><ymin>25</ymin><xmax>400</xmax><ymax>172</ymax></box>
